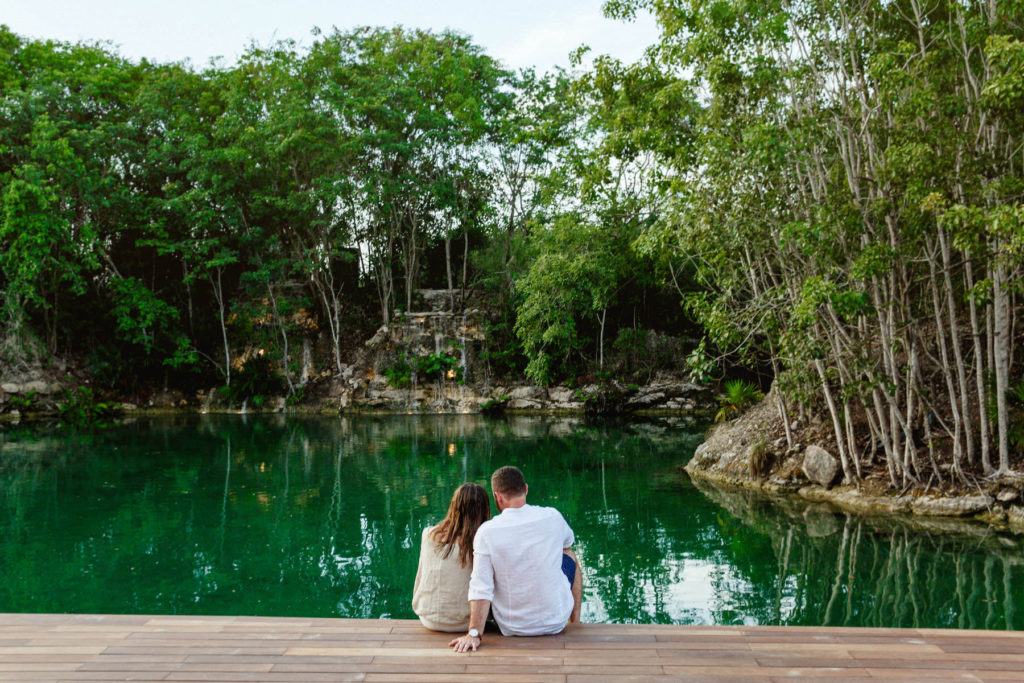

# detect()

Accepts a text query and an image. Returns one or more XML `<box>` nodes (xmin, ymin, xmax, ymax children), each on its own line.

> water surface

<box><xmin>1</xmin><ymin>415</ymin><xmax>1021</xmax><ymax>628</ymax></box>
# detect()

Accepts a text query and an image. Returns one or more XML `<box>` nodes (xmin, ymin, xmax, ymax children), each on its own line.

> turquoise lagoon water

<box><xmin>1</xmin><ymin>414</ymin><xmax>1021</xmax><ymax>628</ymax></box>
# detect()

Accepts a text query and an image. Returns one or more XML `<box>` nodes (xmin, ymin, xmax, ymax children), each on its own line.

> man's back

<box><xmin>468</xmin><ymin>503</ymin><xmax>574</xmax><ymax>636</ymax></box>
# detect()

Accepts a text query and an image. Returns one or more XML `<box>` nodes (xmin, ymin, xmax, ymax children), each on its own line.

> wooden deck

<box><xmin>2</xmin><ymin>613</ymin><xmax>1024</xmax><ymax>682</ymax></box>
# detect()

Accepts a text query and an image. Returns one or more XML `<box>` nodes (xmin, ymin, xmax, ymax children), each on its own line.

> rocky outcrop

<box><xmin>910</xmin><ymin>495</ymin><xmax>994</xmax><ymax>517</ymax></box>
<box><xmin>802</xmin><ymin>445</ymin><xmax>839</xmax><ymax>488</ymax></box>
<box><xmin>334</xmin><ymin>375</ymin><xmax>712</xmax><ymax>415</ymax></box>
<box><xmin>325</xmin><ymin>302</ymin><xmax>714</xmax><ymax>415</ymax></box>
<box><xmin>1</xmin><ymin>381</ymin><xmax>62</xmax><ymax>396</ymax></box>
<box><xmin>685</xmin><ymin>389</ymin><xmax>1024</xmax><ymax>532</ymax></box>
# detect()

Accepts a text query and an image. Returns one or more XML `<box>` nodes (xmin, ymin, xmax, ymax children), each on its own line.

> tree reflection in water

<box><xmin>685</xmin><ymin>481</ymin><xmax>1024</xmax><ymax>629</ymax></box>
<box><xmin>0</xmin><ymin>415</ymin><xmax>1020</xmax><ymax>628</ymax></box>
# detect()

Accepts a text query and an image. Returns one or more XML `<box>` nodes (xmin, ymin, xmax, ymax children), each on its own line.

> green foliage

<box><xmin>383</xmin><ymin>353</ymin><xmax>463</xmax><ymax>388</ymax></box>
<box><xmin>479</xmin><ymin>395</ymin><xmax>510</xmax><ymax>414</ymax></box>
<box><xmin>6</xmin><ymin>391</ymin><xmax>38</xmax><ymax>412</ymax></box>
<box><xmin>415</xmin><ymin>352</ymin><xmax>462</xmax><ymax>383</ymax></box>
<box><xmin>55</xmin><ymin>387</ymin><xmax>122</xmax><ymax>425</ymax></box>
<box><xmin>228</xmin><ymin>354</ymin><xmax>285</xmax><ymax>404</ymax></box>
<box><xmin>685</xmin><ymin>340</ymin><xmax>717</xmax><ymax>385</ymax></box>
<box><xmin>715</xmin><ymin>380</ymin><xmax>763</xmax><ymax>423</ymax></box>
<box><xmin>285</xmin><ymin>386</ymin><xmax>306</xmax><ymax>407</ymax></box>
<box><xmin>748</xmin><ymin>439</ymin><xmax>772</xmax><ymax>480</ymax></box>
<box><xmin>611</xmin><ymin>327</ymin><xmax>682</xmax><ymax>380</ymax></box>
<box><xmin>479</xmin><ymin>321</ymin><xmax>524</xmax><ymax>379</ymax></box>
<box><xmin>383</xmin><ymin>359</ymin><xmax>413</xmax><ymax>389</ymax></box>
<box><xmin>108</xmin><ymin>277</ymin><xmax>178</xmax><ymax>354</ymax></box>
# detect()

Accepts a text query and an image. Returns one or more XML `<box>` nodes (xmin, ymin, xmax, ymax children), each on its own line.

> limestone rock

<box><xmin>910</xmin><ymin>495</ymin><xmax>993</xmax><ymax>517</ymax></box>
<box><xmin>690</xmin><ymin>441</ymin><xmax>716</xmax><ymax>469</ymax></box>
<box><xmin>997</xmin><ymin>489</ymin><xmax>1019</xmax><ymax>504</ymax></box>
<box><xmin>1</xmin><ymin>383</ymin><xmax>18</xmax><ymax>394</ymax></box>
<box><xmin>626</xmin><ymin>390</ymin><xmax>665</xmax><ymax>408</ymax></box>
<box><xmin>23</xmin><ymin>380</ymin><xmax>59</xmax><ymax>394</ymax></box>
<box><xmin>548</xmin><ymin>387</ymin><xmax>575</xmax><ymax>404</ymax></box>
<box><xmin>802</xmin><ymin>445</ymin><xmax>839</xmax><ymax>488</ymax></box>
<box><xmin>508</xmin><ymin>398</ymin><xmax>542</xmax><ymax>409</ymax></box>
<box><xmin>508</xmin><ymin>386</ymin><xmax>544</xmax><ymax>401</ymax></box>
<box><xmin>1007</xmin><ymin>506</ymin><xmax>1024</xmax><ymax>528</ymax></box>
<box><xmin>712</xmin><ymin>451</ymin><xmax>742</xmax><ymax>473</ymax></box>
<box><xmin>365</xmin><ymin>326</ymin><xmax>390</xmax><ymax>347</ymax></box>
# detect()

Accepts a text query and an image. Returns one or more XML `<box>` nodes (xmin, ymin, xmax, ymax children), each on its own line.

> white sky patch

<box><xmin>0</xmin><ymin>0</ymin><xmax>661</xmax><ymax>73</ymax></box>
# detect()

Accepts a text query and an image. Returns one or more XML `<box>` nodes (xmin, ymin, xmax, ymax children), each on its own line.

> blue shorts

<box><xmin>561</xmin><ymin>553</ymin><xmax>576</xmax><ymax>586</ymax></box>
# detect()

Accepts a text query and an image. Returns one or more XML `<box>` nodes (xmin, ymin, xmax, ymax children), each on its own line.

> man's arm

<box><xmin>448</xmin><ymin>599</ymin><xmax>489</xmax><ymax>653</ymax></box>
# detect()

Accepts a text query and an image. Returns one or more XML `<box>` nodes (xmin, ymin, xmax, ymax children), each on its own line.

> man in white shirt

<box><xmin>449</xmin><ymin>466</ymin><xmax>582</xmax><ymax>652</ymax></box>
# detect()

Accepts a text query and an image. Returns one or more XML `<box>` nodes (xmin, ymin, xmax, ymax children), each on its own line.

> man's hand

<box><xmin>448</xmin><ymin>599</ymin><xmax>489</xmax><ymax>652</ymax></box>
<box><xmin>449</xmin><ymin>633</ymin><xmax>481</xmax><ymax>653</ymax></box>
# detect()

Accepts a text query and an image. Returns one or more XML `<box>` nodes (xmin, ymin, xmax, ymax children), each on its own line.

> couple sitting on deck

<box><xmin>411</xmin><ymin>466</ymin><xmax>583</xmax><ymax>652</ymax></box>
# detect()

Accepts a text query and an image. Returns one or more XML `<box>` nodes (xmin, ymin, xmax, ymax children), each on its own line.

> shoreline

<box><xmin>684</xmin><ymin>460</ymin><xmax>1024</xmax><ymax>535</ymax></box>
<box><xmin>683</xmin><ymin>390</ymin><xmax>1024</xmax><ymax>535</ymax></box>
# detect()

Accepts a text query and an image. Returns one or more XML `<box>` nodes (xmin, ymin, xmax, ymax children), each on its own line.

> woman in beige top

<box><xmin>412</xmin><ymin>482</ymin><xmax>491</xmax><ymax>631</ymax></box>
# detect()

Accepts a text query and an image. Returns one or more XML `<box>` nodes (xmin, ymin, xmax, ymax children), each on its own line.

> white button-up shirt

<box><xmin>467</xmin><ymin>503</ymin><xmax>575</xmax><ymax>636</ymax></box>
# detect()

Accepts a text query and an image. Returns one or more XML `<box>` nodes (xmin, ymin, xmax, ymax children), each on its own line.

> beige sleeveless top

<box><xmin>411</xmin><ymin>525</ymin><xmax>472</xmax><ymax>632</ymax></box>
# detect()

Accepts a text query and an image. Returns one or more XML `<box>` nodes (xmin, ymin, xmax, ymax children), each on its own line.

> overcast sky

<box><xmin>0</xmin><ymin>0</ymin><xmax>660</xmax><ymax>73</ymax></box>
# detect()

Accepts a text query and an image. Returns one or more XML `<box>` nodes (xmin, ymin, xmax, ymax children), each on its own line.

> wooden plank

<box><xmin>0</xmin><ymin>646</ymin><xmax>105</xmax><ymax>655</ymax></box>
<box><xmin>664</xmin><ymin>665</ymin><xmax>871</xmax><ymax>678</ymax></box>
<box><xmin>273</xmin><ymin>661</ymin><xmax>469</xmax><ymax>674</ymax></box>
<box><xmin>0</xmin><ymin>663</ymin><xmax>80</xmax><ymax>671</ymax></box>
<box><xmin>749</xmin><ymin>643</ymin><xmax>945</xmax><ymax>654</ymax></box>
<box><xmin>1</xmin><ymin>614</ymin><xmax>1022</xmax><ymax>681</ymax></box>
<box><xmin>163</xmin><ymin>674</ymin><xmax>359</xmax><ymax>682</ymax></box>
<box><xmin>364</xmin><ymin>674</ymin><xmax>565</xmax><ymax>683</ymax></box>
<box><xmin>186</xmin><ymin>655</ymin><xmax>374</xmax><ymax>665</ymax></box>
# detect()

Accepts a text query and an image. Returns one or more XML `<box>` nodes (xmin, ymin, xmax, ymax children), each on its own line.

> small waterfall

<box><xmin>458</xmin><ymin>310</ymin><xmax>469</xmax><ymax>411</ymax></box>
<box><xmin>201</xmin><ymin>388</ymin><xmax>214</xmax><ymax>414</ymax></box>
<box><xmin>240</xmin><ymin>397</ymin><xmax>248</xmax><ymax>414</ymax></box>
<box><xmin>300</xmin><ymin>339</ymin><xmax>312</xmax><ymax>385</ymax></box>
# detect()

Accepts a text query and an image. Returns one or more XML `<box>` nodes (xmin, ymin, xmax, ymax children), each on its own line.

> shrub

<box><xmin>715</xmin><ymin>379</ymin><xmax>763</xmax><ymax>423</ymax></box>
<box><xmin>230</xmin><ymin>354</ymin><xmax>285</xmax><ymax>402</ymax></box>
<box><xmin>415</xmin><ymin>352</ymin><xmax>461</xmax><ymax>383</ymax></box>
<box><xmin>686</xmin><ymin>339</ymin><xmax>717</xmax><ymax>385</ymax></box>
<box><xmin>383</xmin><ymin>359</ymin><xmax>413</xmax><ymax>388</ymax></box>
<box><xmin>7</xmin><ymin>391</ymin><xmax>38</xmax><ymax>412</ymax></box>
<box><xmin>383</xmin><ymin>353</ymin><xmax>462</xmax><ymax>388</ymax></box>
<box><xmin>748</xmin><ymin>439</ymin><xmax>773</xmax><ymax>479</ymax></box>
<box><xmin>56</xmin><ymin>387</ymin><xmax>122</xmax><ymax>424</ymax></box>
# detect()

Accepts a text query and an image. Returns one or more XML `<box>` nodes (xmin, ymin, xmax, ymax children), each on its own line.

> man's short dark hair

<box><xmin>491</xmin><ymin>466</ymin><xmax>526</xmax><ymax>496</ymax></box>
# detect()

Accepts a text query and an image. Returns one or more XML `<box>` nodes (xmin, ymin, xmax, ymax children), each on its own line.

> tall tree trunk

<box><xmin>925</xmin><ymin>234</ymin><xmax>964</xmax><ymax>473</ymax></box>
<box><xmin>965</xmin><ymin>259</ymin><xmax>992</xmax><ymax>473</ymax></box>
<box><xmin>265</xmin><ymin>282</ymin><xmax>295</xmax><ymax>396</ymax></box>
<box><xmin>461</xmin><ymin>229</ymin><xmax>469</xmax><ymax>312</ymax></box>
<box><xmin>992</xmin><ymin>257</ymin><xmax>1012</xmax><ymax>474</ymax></box>
<box><xmin>211</xmin><ymin>268</ymin><xmax>231</xmax><ymax>386</ymax></box>
<box><xmin>445</xmin><ymin>235</ymin><xmax>454</xmax><ymax>312</ymax></box>
<box><xmin>814</xmin><ymin>359</ymin><xmax>854</xmax><ymax>483</ymax></box>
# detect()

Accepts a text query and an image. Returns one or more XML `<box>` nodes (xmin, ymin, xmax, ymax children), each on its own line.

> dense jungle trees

<box><xmin>1</xmin><ymin>2</ymin><xmax>1022</xmax><ymax>484</ymax></box>
<box><xmin>606</xmin><ymin>0</ymin><xmax>1024</xmax><ymax>482</ymax></box>
<box><xmin>0</xmin><ymin>22</ymin><xmax>677</xmax><ymax>396</ymax></box>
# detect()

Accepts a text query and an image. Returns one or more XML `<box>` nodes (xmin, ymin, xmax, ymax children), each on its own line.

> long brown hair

<box><xmin>430</xmin><ymin>482</ymin><xmax>491</xmax><ymax>568</ymax></box>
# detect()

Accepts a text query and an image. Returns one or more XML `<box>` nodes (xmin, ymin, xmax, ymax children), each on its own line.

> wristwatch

<box><xmin>468</xmin><ymin>628</ymin><xmax>480</xmax><ymax>639</ymax></box>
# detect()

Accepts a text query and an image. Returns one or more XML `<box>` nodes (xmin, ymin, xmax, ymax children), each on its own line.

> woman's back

<box><xmin>412</xmin><ymin>525</ymin><xmax>473</xmax><ymax>631</ymax></box>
